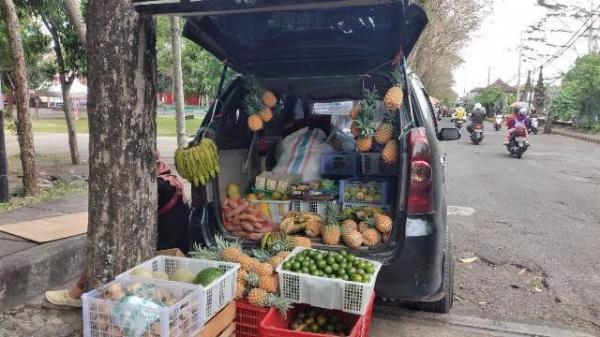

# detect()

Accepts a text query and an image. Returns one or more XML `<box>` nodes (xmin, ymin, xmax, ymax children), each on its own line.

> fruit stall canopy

<box><xmin>133</xmin><ymin>0</ymin><xmax>428</xmax><ymax>78</ymax></box>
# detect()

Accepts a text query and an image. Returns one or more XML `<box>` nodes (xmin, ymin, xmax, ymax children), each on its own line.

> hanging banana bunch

<box><xmin>174</xmin><ymin>138</ymin><xmax>220</xmax><ymax>186</ymax></box>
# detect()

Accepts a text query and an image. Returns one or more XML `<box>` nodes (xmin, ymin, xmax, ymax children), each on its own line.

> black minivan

<box><xmin>134</xmin><ymin>0</ymin><xmax>461</xmax><ymax>313</ymax></box>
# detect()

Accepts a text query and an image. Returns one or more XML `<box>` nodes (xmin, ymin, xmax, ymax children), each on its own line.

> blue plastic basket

<box><xmin>339</xmin><ymin>178</ymin><xmax>391</xmax><ymax>209</ymax></box>
<box><xmin>358</xmin><ymin>153</ymin><xmax>398</xmax><ymax>176</ymax></box>
<box><xmin>320</xmin><ymin>153</ymin><xmax>356</xmax><ymax>177</ymax></box>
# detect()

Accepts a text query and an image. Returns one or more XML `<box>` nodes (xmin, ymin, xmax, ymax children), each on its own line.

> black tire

<box><xmin>516</xmin><ymin>151</ymin><xmax>523</xmax><ymax>159</ymax></box>
<box><xmin>418</xmin><ymin>235</ymin><xmax>454</xmax><ymax>313</ymax></box>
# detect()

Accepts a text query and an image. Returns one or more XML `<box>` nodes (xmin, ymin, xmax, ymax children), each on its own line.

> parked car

<box><xmin>134</xmin><ymin>0</ymin><xmax>461</xmax><ymax>313</ymax></box>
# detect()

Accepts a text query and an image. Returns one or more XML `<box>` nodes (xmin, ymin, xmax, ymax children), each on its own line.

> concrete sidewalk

<box><xmin>0</xmin><ymin>194</ymin><xmax>88</xmax><ymax>311</ymax></box>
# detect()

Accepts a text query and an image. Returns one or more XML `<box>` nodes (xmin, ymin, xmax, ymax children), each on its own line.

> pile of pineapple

<box><xmin>350</xmin><ymin>72</ymin><xmax>403</xmax><ymax>164</ymax></box>
<box><xmin>272</xmin><ymin>205</ymin><xmax>393</xmax><ymax>250</ymax></box>
<box><xmin>244</xmin><ymin>77</ymin><xmax>278</xmax><ymax>132</ymax></box>
<box><xmin>322</xmin><ymin>205</ymin><xmax>393</xmax><ymax>249</ymax></box>
<box><xmin>191</xmin><ymin>236</ymin><xmax>311</xmax><ymax>313</ymax></box>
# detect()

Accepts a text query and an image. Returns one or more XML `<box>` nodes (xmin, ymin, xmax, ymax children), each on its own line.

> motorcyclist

<box><xmin>455</xmin><ymin>104</ymin><xmax>466</xmax><ymax>122</ymax></box>
<box><xmin>504</xmin><ymin>107</ymin><xmax>529</xmax><ymax>145</ymax></box>
<box><xmin>467</xmin><ymin>103</ymin><xmax>486</xmax><ymax>133</ymax></box>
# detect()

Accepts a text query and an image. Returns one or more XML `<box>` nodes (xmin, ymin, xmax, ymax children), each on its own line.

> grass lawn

<box><xmin>31</xmin><ymin>116</ymin><xmax>204</xmax><ymax>137</ymax></box>
<box><xmin>0</xmin><ymin>180</ymin><xmax>87</xmax><ymax>214</ymax></box>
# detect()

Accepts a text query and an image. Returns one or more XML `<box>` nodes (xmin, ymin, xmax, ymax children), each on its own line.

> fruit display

<box><xmin>280</xmin><ymin>212</ymin><xmax>323</xmax><ymax>236</ymax></box>
<box><xmin>174</xmin><ymin>137</ymin><xmax>220</xmax><ymax>186</ymax></box>
<box><xmin>280</xmin><ymin>249</ymin><xmax>377</xmax><ymax>283</ymax></box>
<box><xmin>341</xmin><ymin>180</ymin><xmax>385</xmax><ymax>205</ymax></box>
<box><xmin>222</xmin><ymin>196</ymin><xmax>275</xmax><ymax>240</ymax></box>
<box><xmin>290</xmin><ymin>179</ymin><xmax>337</xmax><ymax>199</ymax></box>
<box><xmin>128</xmin><ymin>264</ymin><xmax>226</xmax><ymax>287</ymax></box>
<box><xmin>244</xmin><ymin>77</ymin><xmax>278</xmax><ymax>132</ymax></box>
<box><xmin>86</xmin><ymin>279</ymin><xmax>202</xmax><ymax>337</ymax></box>
<box><xmin>191</xmin><ymin>236</ymin><xmax>293</xmax><ymax>314</ymax></box>
<box><xmin>289</xmin><ymin>308</ymin><xmax>352</xmax><ymax>336</ymax></box>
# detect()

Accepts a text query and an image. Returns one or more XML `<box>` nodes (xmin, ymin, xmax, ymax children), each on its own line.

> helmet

<box><xmin>518</xmin><ymin>108</ymin><xmax>527</xmax><ymax>116</ymax></box>
<box><xmin>474</xmin><ymin>103</ymin><xmax>483</xmax><ymax>110</ymax></box>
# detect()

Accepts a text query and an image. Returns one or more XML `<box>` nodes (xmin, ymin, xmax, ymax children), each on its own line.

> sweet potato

<box><xmin>238</xmin><ymin>214</ymin><xmax>258</xmax><ymax>223</ymax></box>
<box><xmin>229</xmin><ymin>203</ymin><xmax>249</xmax><ymax>217</ymax></box>
<box><xmin>240</xmin><ymin>221</ymin><xmax>255</xmax><ymax>232</ymax></box>
<box><xmin>247</xmin><ymin>233</ymin><xmax>264</xmax><ymax>241</ymax></box>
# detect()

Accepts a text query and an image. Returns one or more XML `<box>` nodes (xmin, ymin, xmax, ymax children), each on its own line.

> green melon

<box><xmin>193</xmin><ymin>268</ymin><xmax>224</xmax><ymax>286</ymax></box>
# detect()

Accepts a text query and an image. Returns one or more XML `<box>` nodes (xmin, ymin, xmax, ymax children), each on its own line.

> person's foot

<box><xmin>44</xmin><ymin>289</ymin><xmax>82</xmax><ymax>308</ymax></box>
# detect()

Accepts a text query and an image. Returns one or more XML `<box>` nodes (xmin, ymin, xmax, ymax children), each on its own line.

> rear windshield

<box><xmin>207</xmin><ymin>6</ymin><xmax>396</xmax><ymax>51</ymax></box>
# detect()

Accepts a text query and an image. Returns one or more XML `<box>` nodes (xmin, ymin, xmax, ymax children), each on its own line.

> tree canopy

<box><xmin>550</xmin><ymin>54</ymin><xmax>600</xmax><ymax>131</ymax></box>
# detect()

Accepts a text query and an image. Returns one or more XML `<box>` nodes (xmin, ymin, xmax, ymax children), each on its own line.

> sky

<box><xmin>453</xmin><ymin>0</ymin><xmax>597</xmax><ymax>95</ymax></box>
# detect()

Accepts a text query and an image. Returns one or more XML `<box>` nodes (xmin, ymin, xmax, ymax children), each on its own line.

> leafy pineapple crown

<box><xmin>244</xmin><ymin>76</ymin><xmax>266</xmax><ymax>115</ymax></box>
<box><xmin>325</xmin><ymin>204</ymin><xmax>341</xmax><ymax>227</ymax></box>
<box><xmin>391</xmin><ymin>69</ymin><xmax>405</xmax><ymax>87</ymax></box>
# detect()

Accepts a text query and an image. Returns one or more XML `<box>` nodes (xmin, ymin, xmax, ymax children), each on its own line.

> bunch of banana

<box><xmin>174</xmin><ymin>138</ymin><xmax>220</xmax><ymax>186</ymax></box>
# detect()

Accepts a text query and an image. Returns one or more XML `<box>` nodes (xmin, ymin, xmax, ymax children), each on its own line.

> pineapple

<box><xmin>248</xmin><ymin>114</ymin><xmax>264</xmax><ymax>132</ymax></box>
<box><xmin>349</xmin><ymin>104</ymin><xmax>362</xmax><ymax>119</ymax></box>
<box><xmin>238</xmin><ymin>269</ymin><xmax>248</xmax><ymax>283</ymax></box>
<box><xmin>375</xmin><ymin>213</ymin><xmax>393</xmax><ymax>234</ymax></box>
<box><xmin>305</xmin><ymin>219</ymin><xmax>323</xmax><ymax>238</ymax></box>
<box><xmin>374</xmin><ymin>116</ymin><xmax>394</xmax><ymax>145</ymax></box>
<box><xmin>289</xmin><ymin>236</ymin><xmax>312</xmax><ymax>248</ymax></box>
<box><xmin>358</xmin><ymin>216</ymin><xmax>376</xmax><ymax>233</ymax></box>
<box><xmin>341</xmin><ymin>219</ymin><xmax>358</xmax><ymax>233</ymax></box>
<box><xmin>384</xmin><ymin>70</ymin><xmax>404</xmax><ymax>111</ymax></box>
<box><xmin>343</xmin><ymin>230</ymin><xmax>364</xmax><ymax>248</ymax></box>
<box><xmin>382</xmin><ymin>139</ymin><xmax>398</xmax><ymax>164</ymax></box>
<box><xmin>259</xmin><ymin>275</ymin><xmax>279</xmax><ymax>294</ymax></box>
<box><xmin>253</xmin><ymin>262</ymin><xmax>274</xmax><ymax>277</ymax></box>
<box><xmin>235</xmin><ymin>280</ymin><xmax>246</xmax><ymax>299</ymax></box>
<box><xmin>247</xmin><ymin>288</ymin><xmax>292</xmax><ymax>315</ymax></box>
<box><xmin>355</xmin><ymin>89</ymin><xmax>378</xmax><ymax>152</ymax></box>
<box><xmin>259</xmin><ymin>107</ymin><xmax>273</xmax><ymax>122</ymax></box>
<box><xmin>262</xmin><ymin>91</ymin><xmax>277</xmax><ymax>108</ymax></box>
<box><xmin>322</xmin><ymin>204</ymin><xmax>341</xmax><ymax>246</ymax></box>
<box><xmin>244</xmin><ymin>271</ymin><xmax>260</xmax><ymax>288</ymax></box>
<box><xmin>247</xmin><ymin>288</ymin><xmax>269</xmax><ymax>307</ymax></box>
<box><xmin>240</xmin><ymin>255</ymin><xmax>261</xmax><ymax>271</ymax></box>
<box><xmin>252</xmin><ymin>249</ymin><xmax>273</xmax><ymax>263</ymax></box>
<box><xmin>362</xmin><ymin>229</ymin><xmax>382</xmax><ymax>247</ymax></box>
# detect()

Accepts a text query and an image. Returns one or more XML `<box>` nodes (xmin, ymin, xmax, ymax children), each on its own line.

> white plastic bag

<box><xmin>273</xmin><ymin>127</ymin><xmax>333</xmax><ymax>182</ymax></box>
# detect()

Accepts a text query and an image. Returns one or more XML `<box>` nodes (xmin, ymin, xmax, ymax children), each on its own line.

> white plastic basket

<box><xmin>275</xmin><ymin>247</ymin><xmax>382</xmax><ymax>315</ymax></box>
<box><xmin>290</xmin><ymin>200</ymin><xmax>337</xmax><ymax>218</ymax></box>
<box><xmin>116</xmin><ymin>256</ymin><xmax>239</xmax><ymax>322</ymax></box>
<box><xmin>251</xmin><ymin>200</ymin><xmax>291</xmax><ymax>224</ymax></box>
<box><xmin>82</xmin><ymin>276</ymin><xmax>204</xmax><ymax>337</ymax></box>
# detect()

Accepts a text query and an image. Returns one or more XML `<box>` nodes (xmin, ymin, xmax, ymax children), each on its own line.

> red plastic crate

<box><xmin>260</xmin><ymin>294</ymin><xmax>375</xmax><ymax>337</ymax></box>
<box><xmin>236</xmin><ymin>299</ymin><xmax>271</xmax><ymax>337</ymax></box>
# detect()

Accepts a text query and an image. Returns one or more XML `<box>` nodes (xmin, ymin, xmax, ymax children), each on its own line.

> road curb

<box><xmin>375</xmin><ymin>307</ymin><xmax>596</xmax><ymax>337</ymax></box>
<box><xmin>0</xmin><ymin>235</ymin><xmax>86</xmax><ymax>311</ymax></box>
<box><xmin>552</xmin><ymin>129</ymin><xmax>600</xmax><ymax>145</ymax></box>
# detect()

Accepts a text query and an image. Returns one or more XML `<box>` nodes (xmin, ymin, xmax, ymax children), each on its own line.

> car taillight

<box><xmin>407</xmin><ymin>128</ymin><xmax>433</xmax><ymax>214</ymax></box>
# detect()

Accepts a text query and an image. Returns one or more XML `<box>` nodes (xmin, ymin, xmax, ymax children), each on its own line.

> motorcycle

<box><xmin>507</xmin><ymin>126</ymin><xmax>529</xmax><ymax>159</ymax></box>
<box><xmin>494</xmin><ymin>115</ymin><xmax>503</xmax><ymax>131</ymax></box>
<box><xmin>529</xmin><ymin>117</ymin><xmax>539</xmax><ymax>135</ymax></box>
<box><xmin>470</xmin><ymin>123</ymin><xmax>484</xmax><ymax>145</ymax></box>
<box><xmin>455</xmin><ymin>119</ymin><xmax>464</xmax><ymax>129</ymax></box>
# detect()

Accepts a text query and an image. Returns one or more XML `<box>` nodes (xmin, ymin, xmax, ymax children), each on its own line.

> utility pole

<box><xmin>487</xmin><ymin>66</ymin><xmax>491</xmax><ymax>87</ymax></box>
<box><xmin>0</xmin><ymin>71</ymin><xmax>9</xmax><ymax>202</ymax></box>
<box><xmin>516</xmin><ymin>31</ymin><xmax>524</xmax><ymax>101</ymax></box>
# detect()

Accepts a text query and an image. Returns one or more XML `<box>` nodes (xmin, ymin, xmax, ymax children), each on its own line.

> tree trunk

<box><xmin>170</xmin><ymin>16</ymin><xmax>186</xmax><ymax>147</ymax></box>
<box><xmin>45</xmin><ymin>20</ymin><xmax>81</xmax><ymax>165</ymax></box>
<box><xmin>63</xmin><ymin>0</ymin><xmax>86</xmax><ymax>46</ymax></box>
<box><xmin>61</xmin><ymin>81</ymin><xmax>81</xmax><ymax>164</ymax></box>
<box><xmin>1</xmin><ymin>0</ymin><xmax>38</xmax><ymax>195</ymax></box>
<box><xmin>85</xmin><ymin>0</ymin><xmax>158</xmax><ymax>289</ymax></box>
<box><xmin>544</xmin><ymin>112</ymin><xmax>553</xmax><ymax>134</ymax></box>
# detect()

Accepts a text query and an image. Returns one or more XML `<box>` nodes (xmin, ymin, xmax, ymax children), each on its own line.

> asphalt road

<box><xmin>435</xmin><ymin>119</ymin><xmax>600</xmax><ymax>334</ymax></box>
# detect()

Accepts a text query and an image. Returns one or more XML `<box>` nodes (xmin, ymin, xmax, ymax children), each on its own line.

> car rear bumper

<box><xmin>374</xmin><ymin>216</ymin><xmax>444</xmax><ymax>302</ymax></box>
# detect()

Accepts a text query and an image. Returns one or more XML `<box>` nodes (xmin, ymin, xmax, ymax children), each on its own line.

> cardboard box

<box><xmin>156</xmin><ymin>248</ymin><xmax>186</xmax><ymax>257</ymax></box>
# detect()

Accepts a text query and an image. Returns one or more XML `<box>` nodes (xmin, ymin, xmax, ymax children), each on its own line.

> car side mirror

<box><xmin>439</xmin><ymin>128</ymin><xmax>461</xmax><ymax>141</ymax></box>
